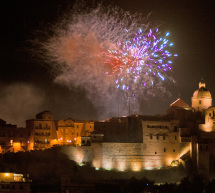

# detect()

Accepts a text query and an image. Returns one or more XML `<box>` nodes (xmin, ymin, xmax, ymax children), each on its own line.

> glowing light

<box><xmin>102</xmin><ymin>160</ymin><xmax>113</xmax><ymax>170</ymax></box>
<box><xmin>171</xmin><ymin>160</ymin><xmax>179</xmax><ymax>167</ymax></box>
<box><xmin>145</xmin><ymin>167</ymin><xmax>154</xmax><ymax>170</ymax></box>
<box><xmin>10</xmin><ymin>140</ymin><xmax>13</xmax><ymax>145</ymax></box>
<box><xmin>78</xmin><ymin>163</ymin><xmax>84</xmax><ymax>166</ymax></box>
<box><xmin>179</xmin><ymin>144</ymin><xmax>191</xmax><ymax>158</ymax></box>
<box><xmin>131</xmin><ymin>162</ymin><xmax>141</xmax><ymax>172</ymax></box>
<box><xmin>116</xmin><ymin>159</ymin><xmax>127</xmax><ymax>171</ymax></box>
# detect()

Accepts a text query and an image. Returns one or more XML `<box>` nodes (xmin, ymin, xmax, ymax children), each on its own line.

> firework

<box><xmin>104</xmin><ymin>28</ymin><xmax>177</xmax><ymax>94</ymax></box>
<box><xmin>34</xmin><ymin>1</ymin><xmax>177</xmax><ymax>117</ymax></box>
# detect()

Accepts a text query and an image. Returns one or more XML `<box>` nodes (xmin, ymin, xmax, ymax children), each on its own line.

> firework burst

<box><xmin>104</xmin><ymin>28</ymin><xmax>177</xmax><ymax>95</ymax></box>
<box><xmin>33</xmin><ymin>1</ymin><xmax>177</xmax><ymax>117</ymax></box>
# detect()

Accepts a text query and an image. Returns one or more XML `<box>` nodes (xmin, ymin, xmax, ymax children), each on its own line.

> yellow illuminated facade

<box><xmin>26</xmin><ymin>111</ymin><xmax>57</xmax><ymax>150</ymax></box>
<box><xmin>24</xmin><ymin>111</ymin><xmax>94</xmax><ymax>150</ymax></box>
<box><xmin>56</xmin><ymin>119</ymin><xmax>94</xmax><ymax>146</ymax></box>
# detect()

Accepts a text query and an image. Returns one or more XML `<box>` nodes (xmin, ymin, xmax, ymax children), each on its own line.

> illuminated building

<box><xmin>0</xmin><ymin>120</ymin><xmax>28</xmax><ymax>154</ymax></box>
<box><xmin>0</xmin><ymin>173</ymin><xmax>31</xmax><ymax>193</ymax></box>
<box><xmin>60</xmin><ymin>81</ymin><xmax>215</xmax><ymax>174</ymax></box>
<box><xmin>56</xmin><ymin>119</ymin><xmax>94</xmax><ymax>146</ymax></box>
<box><xmin>192</xmin><ymin>81</ymin><xmax>212</xmax><ymax>112</ymax></box>
<box><xmin>26</xmin><ymin>111</ymin><xmax>58</xmax><ymax>150</ymax></box>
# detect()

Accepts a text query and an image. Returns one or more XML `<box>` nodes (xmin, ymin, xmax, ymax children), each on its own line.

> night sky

<box><xmin>0</xmin><ymin>0</ymin><xmax>214</xmax><ymax>126</ymax></box>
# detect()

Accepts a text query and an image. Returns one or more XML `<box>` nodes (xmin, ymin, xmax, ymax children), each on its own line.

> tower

<box><xmin>191</xmin><ymin>81</ymin><xmax>212</xmax><ymax>112</ymax></box>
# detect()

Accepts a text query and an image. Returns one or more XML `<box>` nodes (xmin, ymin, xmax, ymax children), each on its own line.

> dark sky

<box><xmin>0</xmin><ymin>0</ymin><xmax>214</xmax><ymax>126</ymax></box>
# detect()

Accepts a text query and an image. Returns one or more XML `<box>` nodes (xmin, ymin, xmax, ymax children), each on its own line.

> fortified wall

<box><xmin>60</xmin><ymin>141</ymin><xmax>190</xmax><ymax>171</ymax></box>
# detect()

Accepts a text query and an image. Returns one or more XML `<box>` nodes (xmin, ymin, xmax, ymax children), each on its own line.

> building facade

<box><xmin>26</xmin><ymin>111</ymin><xmax>58</xmax><ymax>150</ymax></box>
<box><xmin>0</xmin><ymin>173</ymin><xmax>31</xmax><ymax>193</ymax></box>
<box><xmin>56</xmin><ymin>119</ymin><xmax>94</xmax><ymax>146</ymax></box>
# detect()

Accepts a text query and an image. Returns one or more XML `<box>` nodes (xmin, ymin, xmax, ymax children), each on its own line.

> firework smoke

<box><xmin>0</xmin><ymin>84</ymin><xmax>45</xmax><ymax>126</ymax></box>
<box><xmin>34</xmin><ymin>1</ymin><xmax>176</xmax><ymax>118</ymax></box>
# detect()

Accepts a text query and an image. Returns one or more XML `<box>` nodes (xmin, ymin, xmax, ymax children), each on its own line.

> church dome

<box><xmin>192</xmin><ymin>82</ymin><xmax>211</xmax><ymax>99</ymax></box>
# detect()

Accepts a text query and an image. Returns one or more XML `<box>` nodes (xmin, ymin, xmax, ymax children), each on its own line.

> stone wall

<box><xmin>60</xmin><ymin>141</ymin><xmax>191</xmax><ymax>171</ymax></box>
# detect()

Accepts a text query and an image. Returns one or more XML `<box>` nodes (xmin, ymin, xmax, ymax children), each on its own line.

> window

<box><xmin>155</xmin><ymin>152</ymin><xmax>157</xmax><ymax>154</ymax></box>
<box><xmin>173</xmin><ymin>149</ymin><xmax>175</xmax><ymax>152</ymax></box>
<box><xmin>164</xmin><ymin>148</ymin><xmax>166</xmax><ymax>152</ymax></box>
<box><xmin>199</xmin><ymin>100</ymin><xmax>201</xmax><ymax>104</ymax></box>
<box><xmin>209</xmin><ymin>113</ymin><xmax>211</xmax><ymax>116</ymax></box>
<box><xmin>157</xmin><ymin>135</ymin><xmax>159</xmax><ymax>140</ymax></box>
<box><xmin>163</xmin><ymin>136</ymin><xmax>165</xmax><ymax>140</ymax></box>
<box><xmin>150</xmin><ymin>135</ymin><xmax>153</xmax><ymax>139</ymax></box>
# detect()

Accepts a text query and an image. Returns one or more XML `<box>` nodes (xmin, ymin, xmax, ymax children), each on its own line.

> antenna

<box><xmin>128</xmin><ymin>96</ymin><xmax>131</xmax><ymax>115</ymax></box>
